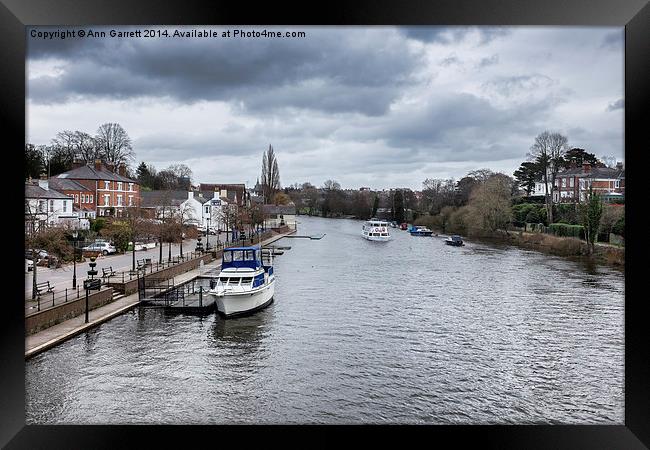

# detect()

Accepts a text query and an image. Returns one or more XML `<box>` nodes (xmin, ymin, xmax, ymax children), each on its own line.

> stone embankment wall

<box><xmin>25</xmin><ymin>287</ymin><xmax>114</xmax><ymax>335</ymax></box>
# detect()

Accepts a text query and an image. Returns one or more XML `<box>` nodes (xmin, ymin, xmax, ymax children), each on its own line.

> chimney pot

<box><xmin>582</xmin><ymin>162</ymin><xmax>591</xmax><ymax>173</ymax></box>
<box><xmin>94</xmin><ymin>159</ymin><xmax>102</xmax><ymax>171</ymax></box>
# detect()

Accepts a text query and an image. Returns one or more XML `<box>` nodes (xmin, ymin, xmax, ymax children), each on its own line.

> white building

<box><xmin>261</xmin><ymin>204</ymin><xmax>297</xmax><ymax>228</ymax></box>
<box><xmin>25</xmin><ymin>179</ymin><xmax>86</xmax><ymax>233</ymax></box>
<box><xmin>533</xmin><ymin>181</ymin><xmax>553</xmax><ymax>197</ymax></box>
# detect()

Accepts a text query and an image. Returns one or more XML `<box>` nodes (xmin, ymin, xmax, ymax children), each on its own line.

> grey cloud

<box><xmin>481</xmin><ymin>74</ymin><xmax>556</xmax><ymax>97</ymax></box>
<box><xmin>402</xmin><ymin>26</ymin><xmax>510</xmax><ymax>45</ymax></box>
<box><xmin>440</xmin><ymin>54</ymin><xmax>461</xmax><ymax>66</ymax></box>
<box><xmin>477</xmin><ymin>54</ymin><xmax>499</xmax><ymax>68</ymax></box>
<box><xmin>606</xmin><ymin>98</ymin><xmax>624</xmax><ymax>111</ymax></box>
<box><xmin>28</xmin><ymin>27</ymin><xmax>423</xmax><ymax>116</ymax></box>
<box><xmin>601</xmin><ymin>30</ymin><xmax>623</xmax><ymax>49</ymax></box>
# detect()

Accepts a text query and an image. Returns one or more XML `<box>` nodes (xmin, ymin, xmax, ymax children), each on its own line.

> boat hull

<box><xmin>410</xmin><ymin>231</ymin><xmax>433</xmax><ymax>236</ymax></box>
<box><xmin>445</xmin><ymin>241</ymin><xmax>463</xmax><ymax>246</ymax></box>
<box><xmin>362</xmin><ymin>234</ymin><xmax>391</xmax><ymax>242</ymax></box>
<box><xmin>213</xmin><ymin>280</ymin><xmax>275</xmax><ymax>317</ymax></box>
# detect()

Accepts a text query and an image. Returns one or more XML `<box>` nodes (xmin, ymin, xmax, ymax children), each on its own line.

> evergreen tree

<box><xmin>579</xmin><ymin>188</ymin><xmax>603</xmax><ymax>255</ymax></box>
<box><xmin>371</xmin><ymin>195</ymin><xmax>379</xmax><ymax>218</ymax></box>
<box><xmin>394</xmin><ymin>190</ymin><xmax>405</xmax><ymax>224</ymax></box>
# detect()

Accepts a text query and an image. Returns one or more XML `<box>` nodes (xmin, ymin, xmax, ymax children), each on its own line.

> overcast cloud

<box><xmin>26</xmin><ymin>26</ymin><xmax>624</xmax><ymax>190</ymax></box>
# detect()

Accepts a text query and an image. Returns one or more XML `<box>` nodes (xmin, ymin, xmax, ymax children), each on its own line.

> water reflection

<box><xmin>26</xmin><ymin>216</ymin><xmax>624</xmax><ymax>425</ymax></box>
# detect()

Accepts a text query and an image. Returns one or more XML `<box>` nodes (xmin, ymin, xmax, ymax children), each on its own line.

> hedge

<box><xmin>549</xmin><ymin>223</ymin><xmax>585</xmax><ymax>239</ymax></box>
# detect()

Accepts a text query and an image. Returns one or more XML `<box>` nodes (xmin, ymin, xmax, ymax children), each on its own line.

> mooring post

<box><xmin>199</xmin><ymin>287</ymin><xmax>203</xmax><ymax>308</ymax></box>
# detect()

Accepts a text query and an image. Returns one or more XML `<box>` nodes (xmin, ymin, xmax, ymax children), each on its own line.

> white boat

<box><xmin>207</xmin><ymin>246</ymin><xmax>275</xmax><ymax>317</ymax></box>
<box><xmin>361</xmin><ymin>218</ymin><xmax>391</xmax><ymax>241</ymax></box>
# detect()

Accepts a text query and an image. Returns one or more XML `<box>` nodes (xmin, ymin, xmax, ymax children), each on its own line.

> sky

<box><xmin>26</xmin><ymin>26</ymin><xmax>624</xmax><ymax>190</ymax></box>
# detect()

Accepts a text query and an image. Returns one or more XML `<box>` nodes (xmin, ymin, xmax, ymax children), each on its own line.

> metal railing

<box><xmin>106</xmin><ymin>250</ymin><xmax>212</xmax><ymax>284</ymax></box>
<box><xmin>26</xmin><ymin>284</ymin><xmax>108</xmax><ymax>315</ymax></box>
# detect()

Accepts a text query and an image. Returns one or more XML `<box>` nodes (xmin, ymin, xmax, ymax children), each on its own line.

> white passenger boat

<box><xmin>207</xmin><ymin>246</ymin><xmax>275</xmax><ymax>317</ymax></box>
<box><xmin>361</xmin><ymin>218</ymin><xmax>391</xmax><ymax>241</ymax></box>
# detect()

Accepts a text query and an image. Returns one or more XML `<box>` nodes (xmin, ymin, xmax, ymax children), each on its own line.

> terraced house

<box><xmin>55</xmin><ymin>159</ymin><xmax>141</xmax><ymax>217</ymax></box>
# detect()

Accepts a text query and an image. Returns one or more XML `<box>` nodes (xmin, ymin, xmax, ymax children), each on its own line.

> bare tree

<box><xmin>527</xmin><ymin>131</ymin><xmax>569</xmax><ymax>223</ymax></box>
<box><xmin>74</xmin><ymin>131</ymin><xmax>100</xmax><ymax>162</ymax></box>
<box><xmin>95</xmin><ymin>123</ymin><xmax>134</xmax><ymax>169</ymax></box>
<box><xmin>261</xmin><ymin>144</ymin><xmax>281</xmax><ymax>203</ymax></box>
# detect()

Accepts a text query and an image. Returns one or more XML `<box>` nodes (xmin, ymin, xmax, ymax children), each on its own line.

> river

<box><xmin>25</xmin><ymin>215</ymin><xmax>624</xmax><ymax>424</ymax></box>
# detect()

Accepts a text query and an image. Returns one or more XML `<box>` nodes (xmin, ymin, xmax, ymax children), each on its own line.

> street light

<box><xmin>84</xmin><ymin>256</ymin><xmax>100</xmax><ymax>323</ymax></box>
<box><xmin>72</xmin><ymin>228</ymin><xmax>78</xmax><ymax>289</ymax></box>
<box><xmin>206</xmin><ymin>217</ymin><xmax>210</xmax><ymax>250</ymax></box>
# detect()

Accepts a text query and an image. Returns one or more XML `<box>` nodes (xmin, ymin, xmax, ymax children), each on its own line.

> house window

<box><xmin>89</xmin><ymin>194</ymin><xmax>93</xmax><ymax>203</ymax></box>
<box><xmin>104</xmin><ymin>181</ymin><xmax>110</xmax><ymax>189</ymax></box>
<box><xmin>128</xmin><ymin>195</ymin><xmax>133</xmax><ymax>206</ymax></box>
<box><xmin>569</xmin><ymin>178</ymin><xmax>574</xmax><ymax>188</ymax></box>
<box><xmin>117</xmin><ymin>195</ymin><xmax>123</xmax><ymax>206</ymax></box>
<box><xmin>615</xmin><ymin>180</ymin><xmax>620</xmax><ymax>188</ymax></box>
<box><xmin>63</xmin><ymin>201</ymin><xmax>67</xmax><ymax>212</ymax></box>
<box><xmin>104</xmin><ymin>194</ymin><xmax>110</xmax><ymax>206</ymax></box>
<box><xmin>561</xmin><ymin>178</ymin><xmax>566</xmax><ymax>188</ymax></box>
<box><xmin>49</xmin><ymin>200</ymin><xmax>54</xmax><ymax>212</ymax></box>
<box><xmin>129</xmin><ymin>183</ymin><xmax>133</xmax><ymax>191</ymax></box>
<box><xmin>205</xmin><ymin>206</ymin><xmax>209</xmax><ymax>214</ymax></box>
<box><xmin>38</xmin><ymin>200</ymin><xmax>46</xmax><ymax>212</ymax></box>
<box><xmin>117</xmin><ymin>182</ymin><xmax>123</xmax><ymax>191</ymax></box>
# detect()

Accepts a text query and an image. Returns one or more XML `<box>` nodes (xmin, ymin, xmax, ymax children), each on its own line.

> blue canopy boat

<box><xmin>408</xmin><ymin>225</ymin><xmax>434</xmax><ymax>236</ymax></box>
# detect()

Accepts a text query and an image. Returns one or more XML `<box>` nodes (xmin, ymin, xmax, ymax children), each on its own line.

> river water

<box><xmin>25</xmin><ymin>215</ymin><xmax>624</xmax><ymax>424</ymax></box>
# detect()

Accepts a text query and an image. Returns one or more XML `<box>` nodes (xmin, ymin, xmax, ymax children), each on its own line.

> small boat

<box><xmin>400</xmin><ymin>223</ymin><xmax>408</xmax><ymax>230</ymax></box>
<box><xmin>408</xmin><ymin>225</ymin><xmax>434</xmax><ymax>236</ymax></box>
<box><xmin>207</xmin><ymin>246</ymin><xmax>275</xmax><ymax>317</ymax></box>
<box><xmin>362</xmin><ymin>218</ymin><xmax>391</xmax><ymax>241</ymax></box>
<box><xmin>445</xmin><ymin>235</ymin><xmax>464</xmax><ymax>246</ymax></box>
<box><xmin>389</xmin><ymin>221</ymin><xmax>397</xmax><ymax>228</ymax></box>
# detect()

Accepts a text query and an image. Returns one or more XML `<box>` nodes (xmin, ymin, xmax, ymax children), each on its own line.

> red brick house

<box><xmin>55</xmin><ymin>159</ymin><xmax>141</xmax><ymax>217</ymax></box>
<box><xmin>553</xmin><ymin>162</ymin><xmax>624</xmax><ymax>204</ymax></box>
<box><xmin>48</xmin><ymin>177</ymin><xmax>96</xmax><ymax>219</ymax></box>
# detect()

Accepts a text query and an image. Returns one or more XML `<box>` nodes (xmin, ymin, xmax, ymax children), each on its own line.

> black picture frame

<box><xmin>3</xmin><ymin>0</ymin><xmax>648</xmax><ymax>447</ymax></box>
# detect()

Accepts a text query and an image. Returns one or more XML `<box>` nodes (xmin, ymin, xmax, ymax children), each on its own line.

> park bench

<box><xmin>35</xmin><ymin>281</ymin><xmax>54</xmax><ymax>296</ymax></box>
<box><xmin>102</xmin><ymin>266</ymin><xmax>116</xmax><ymax>279</ymax></box>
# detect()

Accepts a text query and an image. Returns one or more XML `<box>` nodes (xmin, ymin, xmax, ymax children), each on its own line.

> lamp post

<box><xmin>206</xmin><ymin>217</ymin><xmax>210</xmax><ymax>250</ymax></box>
<box><xmin>72</xmin><ymin>228</ymin><xmax>78</xmax><ymax>289</ymax></box>
<box><xmin>85</xmin><ymin>256</ymin><xmax>99</xmax><ymax>323</ymax></box>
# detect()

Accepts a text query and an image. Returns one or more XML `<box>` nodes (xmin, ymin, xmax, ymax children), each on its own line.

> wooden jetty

<box><xmin>139</xmin><ymin>276</ymin><xmax>217</xmax><ymax>314</ymax></box>
<box><xmin>285</xmin><ymin>234</ymin><xmax>326</xmax><ymax>240</ymax></box>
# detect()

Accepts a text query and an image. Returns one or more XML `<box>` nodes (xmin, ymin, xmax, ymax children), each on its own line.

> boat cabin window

<box><xmin>223</xmin><ymin>249</ymin><xmax>257</xmax><ymax>263</ymax></box>
<box><xmin>240</xmin><ymin>277</ymin><xmax>252</xmax><ymax>284</ymax></box>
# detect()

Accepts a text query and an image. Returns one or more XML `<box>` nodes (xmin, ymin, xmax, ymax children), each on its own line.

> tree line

<box><xmin>25</xmin><ymin>123</ymin><xmax>135</xmax><ymax>179</ymax></box>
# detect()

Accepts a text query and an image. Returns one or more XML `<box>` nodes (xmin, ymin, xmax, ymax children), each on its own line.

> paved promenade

<box><xmin>25</xmin><ymin>229</ymin><xmax>294</xmax><ymax>358</ymax></box>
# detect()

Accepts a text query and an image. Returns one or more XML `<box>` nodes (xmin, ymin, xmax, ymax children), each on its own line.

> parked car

<box><xmin>82</xmin><ymin>242</ymin><xmax>117</xmax><ymax>256</ymax></box>
<box><xmin>25</xmin><ymin>249</ymin><xmax>48</xmax><ymax>260</ymax></box>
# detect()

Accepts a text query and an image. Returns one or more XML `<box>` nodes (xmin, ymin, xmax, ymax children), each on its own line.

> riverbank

<box><xmin>25</xmin><ymin>228</ymin><xmax>296</xmax><ymax>358</ymax></box>
<box><xmin>468</xmin><ymin>230</ymin><xmax>624</xmax><ymax>269</ymax></box>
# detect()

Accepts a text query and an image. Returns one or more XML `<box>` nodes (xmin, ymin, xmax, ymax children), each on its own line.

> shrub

<box><xmin>612</xmin><ymin>215</ymin><xmax>625</xmax><ymax>237</ymax></box>
<box><xmin>549</xmin><ymin>223</ymin><xmax>585</xmax><ymax>239</ymax></box>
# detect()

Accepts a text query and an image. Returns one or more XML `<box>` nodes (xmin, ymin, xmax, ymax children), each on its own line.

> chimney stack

<box><xmin>616</xmin><ymin>161</ymin><xmax>623</xmax><ymax>170</ymax></box>
<box><xmin>118</xmin><ymin>162</ymin><xmax>126</xmax><ymax>176</ymax></box>
<box><xmin>72</xmin><ymin>159</ymin><xmax>84</xmax><ymax>169</ymax></box>
<box><xmin>188</xmin><ymin>191</ymin><xmax>194</xmax><ymax>200</ymax></box>
<box><xmin>94</xmin><ymin>159</ymin><xmax>102</xmax><ymax>171</ymax></box>
<box><xmin>582</xmin><ymin>162</ymin><xmax>591</xmax><ymax>173</ymax></box>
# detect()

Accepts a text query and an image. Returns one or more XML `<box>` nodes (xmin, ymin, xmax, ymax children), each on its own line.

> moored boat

<box><xmin>445</xmin><ymin>235</ymin><xmax>464</xmax><ymax>246</ymax></box>
<box><xmin>362</xmin><ymin>218</ymin><xmax>391</xmax><ymax>241</ymax></box>
<box><xmin>207</xmin><ymin>246</ymin><xmax>275</xmax><ymax>317</ymax></box>
<box><xmin>408</xmin><ymin>225</ymin><xmax>434</xmax><ymax>236</ymax></box>
<box><xmin>400</xmin><ymin>223</ymin><xmax>408</xmax><ymax>230</ymax></box>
